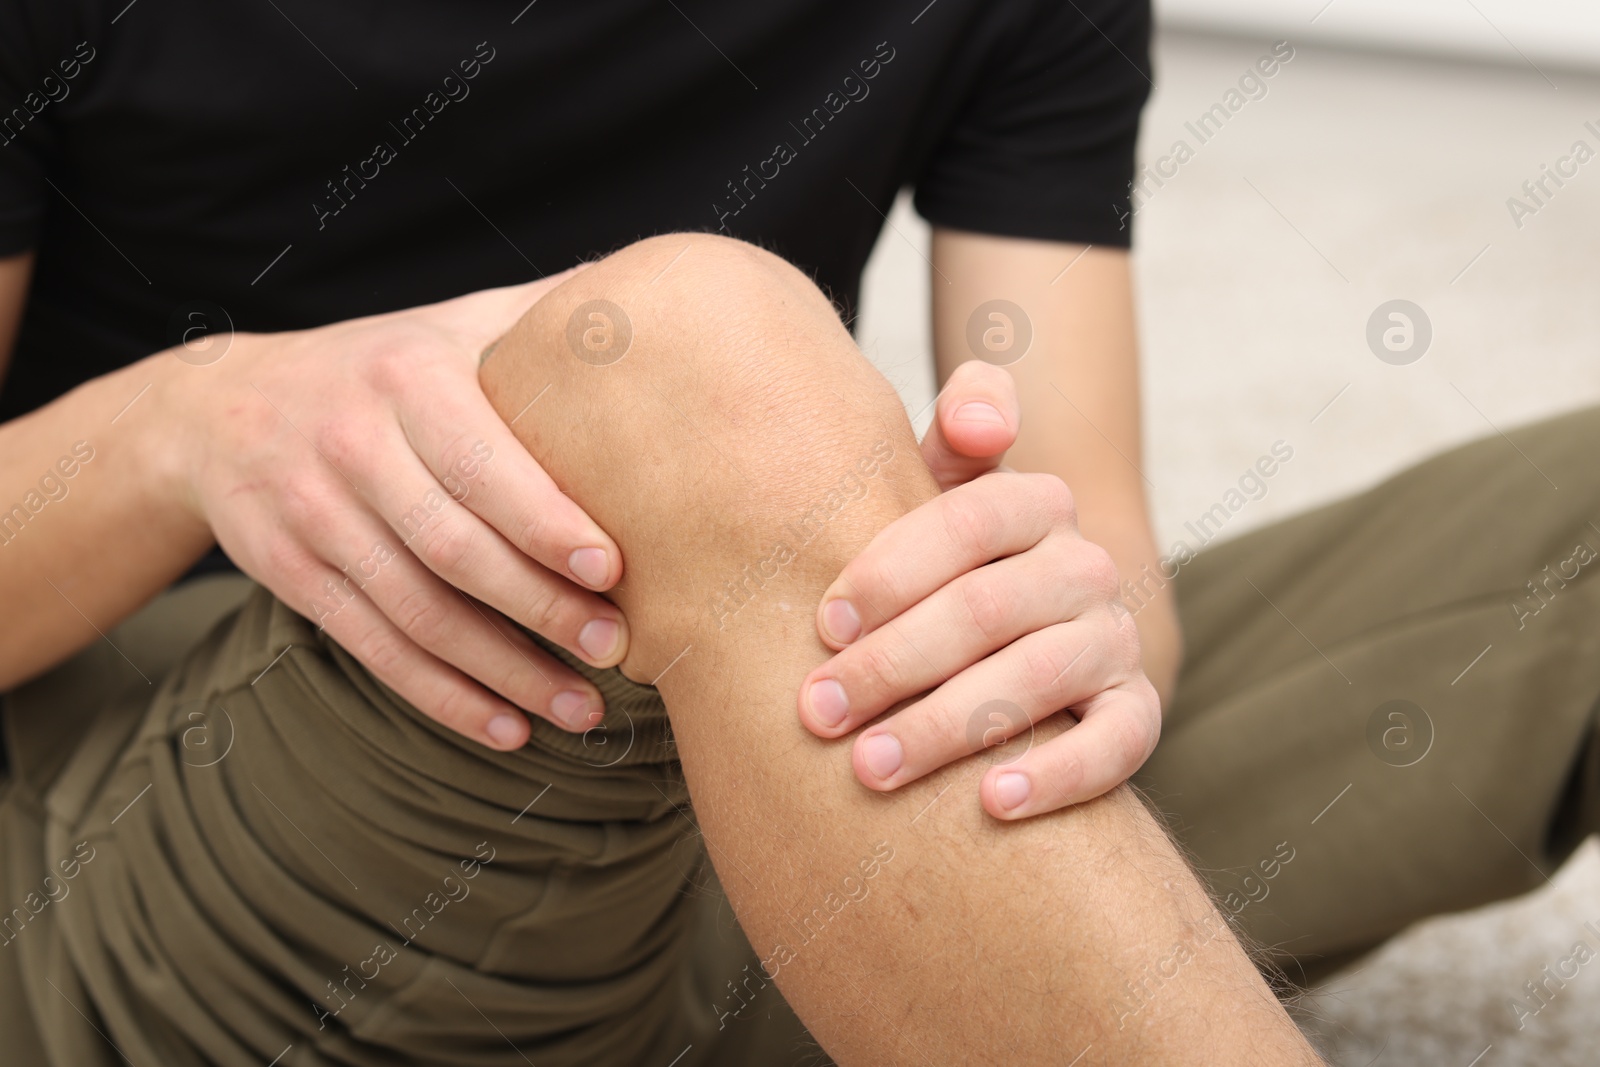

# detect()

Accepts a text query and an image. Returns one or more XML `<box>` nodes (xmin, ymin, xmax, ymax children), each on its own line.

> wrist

<box><xmin>136</xmin><ymin>342</ymin><xmax>232</xmax><ymax>534</ymax></box>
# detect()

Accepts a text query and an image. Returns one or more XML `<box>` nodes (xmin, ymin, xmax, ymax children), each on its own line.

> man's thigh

<box><xmin>5</xmin><ymin>574</ymin><xmax>812</xmax><ymax>1066</ymax></box>
<box><xmin>2</xmin><ymin>574</ymin><xmax>256</xmax><ymax>1065</ymax></box>
<box><xmin>1140</xmin><ymin>404</ymin><xmax>1600</xmax><ymax>981</ymax></box>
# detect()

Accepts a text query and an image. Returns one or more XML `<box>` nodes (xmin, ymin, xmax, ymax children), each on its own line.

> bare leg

<box><xmin>481</xmin><ymin>234</ymin><xmax>1322</xmax><ymax>1065</ymax></box>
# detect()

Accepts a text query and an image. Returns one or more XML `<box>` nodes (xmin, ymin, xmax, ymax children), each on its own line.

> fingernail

<box><xmin>953</xmin><ymin>401</ymin><xmax>1005</xmax><ymax>425</ymax></box>
<box><xmin>579</xmin><ymin>617</ymin><xmax>619</xmax><ymax>661</ymax></box>
<box><xmin>487</xmin><ymin>714</ymin><xmax>526</xmax><ymax>748</ymax></box>
<box><xmin>551</xmin><ymin>689</ymin><xmax>598</xmax><ymax>731</ymax></box>
<box><xmin>822</xmin><ymin>599</ymin><xmax>861</xmax><ymax>644</ymax></box>
<box><xmin>568</xmin><ymin>547</ymin><xmax>611</xmax><ymax>589</ymax></box>
<box><xmin>861</xmin><ymin>733</ymin><xmax>903</xmax><ymax>780</ymax></box>
<box><xmin>807</xmin><ymin>679</ymin><xmax>849</xmax><ymax>729</ymax></box>
<box><xmin>995</xmin><ymin>772</ymin><xmax>1031</xmax><ymax>810</ymax></box>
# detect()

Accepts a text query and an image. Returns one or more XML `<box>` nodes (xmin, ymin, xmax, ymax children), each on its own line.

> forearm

<box><xmin>931</xmin><ymin>231</ymin><xmax>1182</xmax><ymax>707</ymax></box>
<box><xmin>0</xmin><ymin>352</ymin><xmax>211</xmax><ymax>688</ymax></box>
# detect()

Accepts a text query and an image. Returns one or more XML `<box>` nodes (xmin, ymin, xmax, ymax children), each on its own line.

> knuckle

<box><xmin>931</xmin><ymin>698</ymin><xmax>977</xmax><ymax>749</ymax></box>
<box><xmin>434</xmin><ymin>433</ymin><xmax>481</xmax><ymax>494</ymax></box>
<box><xmin>1031</xmin><ymin>473</ymin><xmax>1077</xmax><ymax>528</ymax></box>
<box><xmin>844</xmin><ymin>557</ymin><xmax>899</xmax><ymax>617</ymax></box>
<box><xmin>359</xmin><ymin>324</ymin><xmax>437</xmax><ymax>394</ymax></box>
<box><xmin>1138</xmin><ymin>684</ymin><xmax>1164</xmax><ymax>751</ymax></box>
<box><xmin>1050</xmin><ymin>750</ymin><xmax>1087</xmax><ymax>800</ymax></box>
<box><xmin>959</xmin><ymin>576</ymin><xmax>1014</xmax><ymax>644</ymax></box>
<box><xmin>1019</xmin><ymin>635</ymin><xmax>1072</xmax><ymax>694</ymax></box>
<box><xmin>909</xmin><ymin>705</ymin><xmax>962</xmax><ymax>761</ymax></box>
<box><xmin>261</xmin><ymin>537</ymin><xmax>312</xmax><ymax>585</ymax></box>
<box><xmin>1077</xmin><ymin>543</ymin><xmax>1122</xmax><ymax>603</ymax></box>
<box><xmin>518</xmin><ymin>581</ymin><xmax>565</xmax><ymax>635</ymax></box>
<box><xmin>428</xmin><ymin>686</ymin><xmax>482</xmax><ymax>733</ymax></box>
<box><xmin>942</xmin><ymin>490</ymin><xmax>1003</xmax><ymax>560</ymax></box>
<box><xmin>392</xmin><ymin>586</ymin><xmax>452</xmax><ymax>648</ymax></box>
<box><xmin>1114</xmin><ymin>615</ymin><xmax>1145</xmax><ymax>669</ymax></box>
<box><xmin>510</xmin><ymin>504</ymin><xmax>555</xmax><ymax>557</ymax></box>
<box><xmin>351</xmin><ymin>626</ymin><xmax>407</xmax><ymax>680</ymax></box>
<box><xmin>1097</xmin><ymin>598</ymin><xmax>1145</xmax><ymax>671</ymax></box>
<box><xmin>850</xmin><ymin>639</ymin><xmax>908</xmax><ymax>699</ymax></box>
<box><xmin>416</xmin><ymin>517</ymin><xmax>477</xmax><ymax>576</ymax></box>
<box><xmin>1111</xmin><ymin>707</ymin><xmax>1154</xmax><ymax>770</ymax></box>
<box><xmin>274</xmin><ymin>478</ymin><xmax>322</xmax><ymax>531</ymax></box>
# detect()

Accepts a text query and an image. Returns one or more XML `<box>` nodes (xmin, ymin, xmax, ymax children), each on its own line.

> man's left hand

<box><xmin>798</xmin><ymin>360</ymin><xmax>1162</xmax><ymax>819</ymax></box>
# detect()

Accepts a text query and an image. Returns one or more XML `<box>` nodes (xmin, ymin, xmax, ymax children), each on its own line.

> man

<box><xmin>2</xmin><ymin>1</ymin><xmax>1598</xmax><ymax>1064</ymax></box>
<box><xmin>5</xmin><ymin>231</ymin><xmax>1327</xmax><ymax>1065</ymax></box>
<box><xmin>0</xmin><ymin>0</ymin><xmax>1171</xmax><ymax>809</ymax></box>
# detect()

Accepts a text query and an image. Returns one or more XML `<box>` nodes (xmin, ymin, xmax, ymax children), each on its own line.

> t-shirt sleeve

<box><xmin>913</xmin><ymin>0</ymin><xmax>1152</xmax><ymax>248</ymax></box>
<box><xmin>0</xmin><ymin>5</ymin><xmax>68</xmax><ymax>257</ymax></box>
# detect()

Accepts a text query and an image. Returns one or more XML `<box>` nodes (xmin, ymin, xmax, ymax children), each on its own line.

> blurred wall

<box><xmin>1156</xmin><ymin>0</ymin><xmax>1600</xmax><ymax>71</ymax></box>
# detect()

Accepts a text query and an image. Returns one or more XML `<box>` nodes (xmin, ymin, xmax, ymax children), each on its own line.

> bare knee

<box><xmin>504</xmin><ymin>232</ymin><xmax>859</xmax><ymax>386</ymax></box>
<box><xmin>480</xmin><ymin>233</ymin><xmax>933</xmax><ymax>679</ymax></box>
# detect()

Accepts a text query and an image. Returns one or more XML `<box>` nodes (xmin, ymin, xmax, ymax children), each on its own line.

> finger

<box><xmin>921</xmin><ymin>360</ymin><xmax>1020</xmax><ymax>491</ymax></box>
<box><xmin>298</xmin><ymin>507</ymin><xmax>608</xmax><ymax>734</ymax></box>
<box><xmin>337</xmin><ymin>419</ymin><xmax>628</xmax><ymax>670</ymax></box>
<box><xmin>978</xmin><ymin>682</ymin><xmax>1162</xmax><ymax>819</ymax></box>
<box><xmin>401</xmin><ymin>386</ymin><xmax>624</xmax><ymax>593</ymax></box>
<box><xmin>847</xmin><ymin>619</ymin><xmax>1140</xmax><ymax>793</ymax></box>
<box><xmin>248</xmin><ymin>535</ymin><xmax>579</xmax><ymax>750</ymax></box>
<box><xmin>310</xmin><ymin>579</ymin><xmax>538</xmax><ymax>749</ymax></box>
<box><xmin>800</xmin><ymin>539</ymin><xmax>1112</xmax><ymax>736</ymax></box>
<box><xmin>816</xmin><ymin>472</ymin><xmax>1074</xmax><ymax>649</ymax></box>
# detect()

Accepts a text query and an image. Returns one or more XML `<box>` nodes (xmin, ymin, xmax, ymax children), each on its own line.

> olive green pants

<box><xmin>3</xmin><ymin>404</ymin><xmax>1598</xmax><ymax>1065</ymax></box>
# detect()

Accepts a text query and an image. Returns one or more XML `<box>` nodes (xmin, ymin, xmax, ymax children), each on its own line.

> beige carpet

<box><xmin>854</xmin><ymin>28</ymin><xmax>1600</xmax><ymax>1066</ymax></box>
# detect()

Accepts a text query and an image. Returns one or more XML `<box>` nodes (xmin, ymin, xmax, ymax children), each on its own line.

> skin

<box><xmin>0</xmin><ymin>259</ymin><xmax>997</xmax><ymax>740</ymax></box>
<box><xmin>0</xmin><ymin>252</ymin><xmax>29</xmax><ymax>383</ymax></box>
<box><xmin>797</xmin><ymin>230</ymin><xmax>1175</xmax><ymax>816</ymax></box>
<box><xmin>0</xmin><ymin>230</ymin><xmax>1168</xmax><ymax>819</ymax></box>
<box><xmin>479</xmin><ymin>232</ymin><xmax>1322</xmax><ymax>1065</ymax></box>
<box><xmin>0</xmin><ymin>268</ymin><xmax>628</xmax><ymax>745</ymax></box>
<box><xmin>931</xmin><ymin>228</ymin><xmax>1180</xmax><ymax>705</ymax></box>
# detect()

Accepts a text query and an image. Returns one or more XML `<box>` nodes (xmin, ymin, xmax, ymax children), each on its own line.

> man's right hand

<box><xmin>162</xmin><ymin>270</ymin><xmax>627</xmax><ymax>750</ymax></box>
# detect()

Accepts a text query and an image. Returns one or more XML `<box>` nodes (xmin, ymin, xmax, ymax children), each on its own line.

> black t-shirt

<box><xmin>0</xmin><ymin>0</ymin><xmax>1150</xmax><ymax>421</ymax></box>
